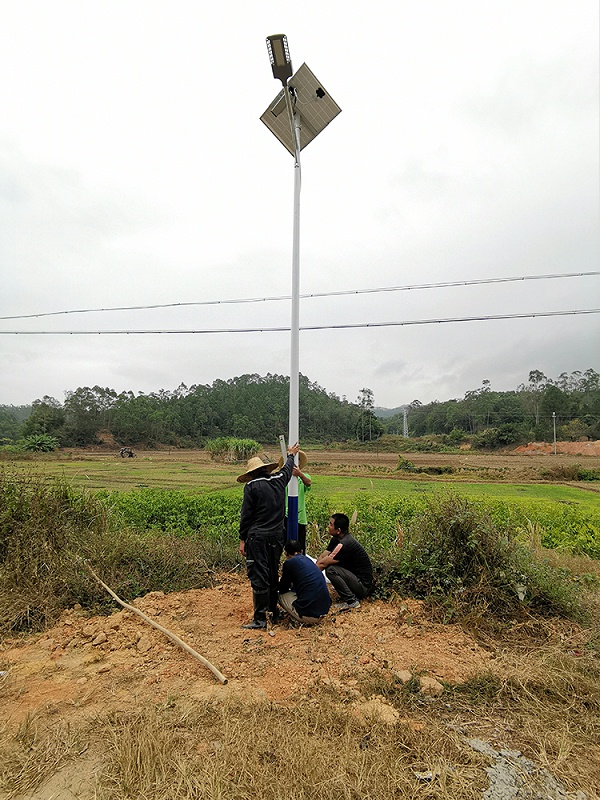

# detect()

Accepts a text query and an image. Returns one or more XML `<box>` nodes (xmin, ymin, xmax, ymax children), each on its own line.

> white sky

<box><xmin>0</xmin><ymin>0</ymin><xmax>598</xmax><ymax>410</ymax></box>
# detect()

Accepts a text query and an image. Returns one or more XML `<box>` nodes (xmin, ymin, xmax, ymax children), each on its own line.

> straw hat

<box><xmin>277</xmin><ymin>450</ymin><xmax>308</xmax><ymax>470</ymax></box>
<box><xmin>236</xmin><ymin>456</ymin><xmax>279</xmax><ymax>483</ymax></box>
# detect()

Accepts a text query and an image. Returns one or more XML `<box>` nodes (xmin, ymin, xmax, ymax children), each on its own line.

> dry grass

<box><xmin>442</xmin><ymin>628</ymin><xmax>599</xmax><ymax>798</ymax></box>
<box><xmin>1</xmin><ymin>643</ymin><xmax>597</xmax><ymax>800</ymax></box>
<box><xmin>0</xmin><ymin>715</ymin><xmax>87</xmax><ymax>799</ymax></box>
<box><xmin>0</xmin><ymin>618</ymin><xmax>596</xmax><ymax>796</ymax></box>
<box><xmin>95</xmin><ymin>698</ymin><xmax>486</xmax><ymax>800</ymax></box>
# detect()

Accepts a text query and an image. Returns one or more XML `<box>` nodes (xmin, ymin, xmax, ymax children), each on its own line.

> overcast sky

<box><xmin>1</xmin><ymin>0</ymin><xmax>598</xmax><ymax>411</ymax></box>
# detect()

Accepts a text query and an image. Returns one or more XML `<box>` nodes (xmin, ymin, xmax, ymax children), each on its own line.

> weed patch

<box><xmin>0</xmin><ymin>470</ymin><xmax>232</xmax><ymax>635</ymax></box>
<box><xmin>372</xmin><ymin>493</ymin><xmax>586</xmax><ymax>621</ymax></box>
<box><xmin>539</xmin><ymin>463</ymin><xmax>599</xmax><ymax>482</ymax></box>
<box><xmin>396</xmin><ymin>456</ymin><xmax>455</xmax><ymax>475</ymax></box>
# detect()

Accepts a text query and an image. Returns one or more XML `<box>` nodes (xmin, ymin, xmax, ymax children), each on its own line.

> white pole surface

<box><xmin>288</xmin><ymin>107</ymin><xmax>301</xmax><ymax>506</ymax></box>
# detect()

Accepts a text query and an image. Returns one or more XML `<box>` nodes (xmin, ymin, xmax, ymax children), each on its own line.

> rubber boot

<box><xmin>242</xmin><ymin>590</ymin><xmax>269</xmax><ymax>629</ymax></box>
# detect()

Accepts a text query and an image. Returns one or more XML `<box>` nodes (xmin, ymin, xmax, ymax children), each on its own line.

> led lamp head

<box><xmin>266</xmin><ymin>34</ymin><xmax>293</xmax><ymax>84</ymax></box>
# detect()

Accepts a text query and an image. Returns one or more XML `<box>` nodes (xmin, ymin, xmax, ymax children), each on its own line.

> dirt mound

<box><xmin>1</xmin><ymin>575</ymin><xmax>493</xmax><ymax>727</ymax></box>
<box><xmin>513</xmin><ymin>440</ymin><xmax>599</xmax><ymax>456</ymax></box>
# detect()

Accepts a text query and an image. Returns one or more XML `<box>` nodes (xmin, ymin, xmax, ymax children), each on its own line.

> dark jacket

<box><xmin>239</xmin><ymin>454</ymin><xmax>295</xmax><ymax>541</ymax></box>
<box><xmin>278</xmin><ymin>554</ymin><xmax>332</xmax><ymax>618</ymax></box>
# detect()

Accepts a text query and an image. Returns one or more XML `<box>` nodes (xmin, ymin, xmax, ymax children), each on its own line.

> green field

<box><xmin>3</xmin><ymin>450</ymin><xmax>598</xmax><ymax>558</ymax></box>
<box><xmin>310</xmin><ymin>475</ymin><xmax>599</xmax><ymax>511</ymax></box>
<box><xmin>3</xmin><ymin>453</ymin><xmax>598</xmax><ymax>511</ymax></box>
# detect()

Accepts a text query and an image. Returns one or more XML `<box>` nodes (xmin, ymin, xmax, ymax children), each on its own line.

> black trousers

<box><xmin>245</xmin><ymin>532</ymin><xmax>284</xmax><ymax>595</ymax></box>
<box><xmin>325</xmin><ymin>565</ymin><xmax>370</xmax><ymax>604</ymax></box>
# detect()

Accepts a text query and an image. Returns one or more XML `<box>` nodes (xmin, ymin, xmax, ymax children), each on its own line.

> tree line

<box><xmin>385</xmin><ymin>369</ymin><xmax>599</xmax><ymax>446</ymax></box>
<box><xmin>0</xmin><ymin>374</ymin><xmax>381</xmax><ymax>448</ymax></box>
<box><xmin>0</xmin><ymin>369</ymin><xmax>597</xmax><ymax>449</ymax></box>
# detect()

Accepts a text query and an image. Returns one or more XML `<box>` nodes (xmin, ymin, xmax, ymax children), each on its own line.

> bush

<box><xmin>372</xmin><ymin>493</ymin><xmax>584</xmax><ymax>620</ymax></box>
<box><xmin>395</xmin><ymin>437</ymin><xmax>458</xmax><ymax>453</ymax></box>
<box><xmin>396</xmin><ymin>456</ymin><xmax>417</xmax><ymax>472</ymax></box>
<box><xmin>205</xmin><ymin>437</ymin><xmax>261</xmax><ymax>462</ymax></box>
<box><xmin>539</xmin><ymin>464</ymin><xmax>599</xmax><ymax>482</ymax></box>
<box><xmin>19</xmin><ymin>434</ymin><xmax>60</xmax><ymax>452</ymax></box>
<box><xmin>0</xmin><ymin>470</ymin><xmax>232</xmax><ymax>634</ymax></box>
<box><xmin>396</xmin><ymin>457</ymin><xmax>454</xmax><ymax>475</ymax></box>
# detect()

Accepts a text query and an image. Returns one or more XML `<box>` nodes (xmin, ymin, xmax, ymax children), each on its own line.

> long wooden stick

<box><xmin>85</xmin><ymin>564</ymin><xmax>228</xmax><ymax>685</ymax></box>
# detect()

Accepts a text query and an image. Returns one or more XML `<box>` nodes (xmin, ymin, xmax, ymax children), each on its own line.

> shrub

<box><xmin>372</xmin><ymin>493</ymin><xmax>584</xmax><ymax>620</ymax></box>
<box><xmin>539</xmin><ymin>464</ymin><xmax>599</xmax><ymax>482</ymax></box>
<box><xmin>0</xmin><ymin>470</ymin><xmax>231</xmax><ymax>634</ymax></box>
<box><xmin>396</xmin><ymin>457</ymin><xmax>454</xmax><ymax>475</ymax></box>
<box><xmin>205</xmin><ymin>437</ymin><xmax>261</xmax><ymax>462</ymax></box>
<box><xmin>395</xmin><ymin>437</ymin><xmax>458</xmax><ymax>453</ymax></box>
<box><xmin>19</xmin><ymin>434</ymin><xmax>60</xmax><ymax>452</ymax></box>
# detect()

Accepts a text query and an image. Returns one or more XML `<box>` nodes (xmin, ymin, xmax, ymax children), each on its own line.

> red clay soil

<box><xmin>513</xmin><ymin>441</ymin><xmax>599</xmax><ymax>456</ymax></box>
<box><xmin>1</xmin><ymin>575</ymin><xmax>493</xmax><ymax>729</ymax></box>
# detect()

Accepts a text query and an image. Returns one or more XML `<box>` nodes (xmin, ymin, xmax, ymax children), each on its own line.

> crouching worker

<box><xmin>316</xmin><ymin>513</ymin><xmax>373</xmax><ymax>611</ymax></box>
<box><xmin>278</xmin><ymin>540</ymin><xmax>331</xmax><ymax>625</ymax></box>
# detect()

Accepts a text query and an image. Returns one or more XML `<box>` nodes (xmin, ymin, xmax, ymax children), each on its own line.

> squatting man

<box><xmin>316</xmin><ymin>512</ymin><xmax>374</xmax><ymax>611</ymax></box>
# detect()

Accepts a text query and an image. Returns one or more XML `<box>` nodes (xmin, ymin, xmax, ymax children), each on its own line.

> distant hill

<box><xmin>0</xmin><ymin>404</ymin><xmax>32</xmax><ymax>422</ymax></box>
<box><xmin>374</xmin><ymin>406</ymin><xmax>406</xmax><ymax>419</ymax></box>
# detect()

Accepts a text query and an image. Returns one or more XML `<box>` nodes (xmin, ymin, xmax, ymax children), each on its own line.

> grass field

<box><xmin>3</xmin><ymin>447</ymin><xmax>598</xmax><ymax>511</ymax></box>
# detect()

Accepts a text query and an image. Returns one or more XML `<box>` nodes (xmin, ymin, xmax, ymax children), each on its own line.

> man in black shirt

<box><xmin>278</xmin><ymin>539</ymin><xmax>331</xmax><ymax>624</ymax></box>
<box><xmin>316</xmin><ymin>513</ymin><xmax>373</xmax><ymax>611</ymax></box>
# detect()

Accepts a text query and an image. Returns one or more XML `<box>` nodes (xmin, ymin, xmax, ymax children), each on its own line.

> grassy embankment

<box><xmin>0</xmin><ymin>460</ymin><xmax>598</xmax><ymax>799</ymax></box>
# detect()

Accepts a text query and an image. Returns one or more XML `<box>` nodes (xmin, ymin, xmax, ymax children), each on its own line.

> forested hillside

<box><xmin>382</xmin><ymin>369</ymin><xmax>599</xmax><ymax>446</ymax></box>
<box><xmin>0</xmin><ymin>374</ymin><xmax>376</xmax><ymax>447</ymax></box>
<box><xmin>0</xmin><ymin>369</ymin><xmax>597</xmax><ymax>449</ymax></box>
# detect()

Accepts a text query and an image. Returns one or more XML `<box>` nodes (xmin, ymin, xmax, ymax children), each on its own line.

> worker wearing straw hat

<box><xmin>238</xmin><ymin>442</ymin><xmax>300</xmax><ymax>630</ymax></box>
<box><xmin>278</xmin><ymin>449</ymin><xmax>311</xmax><ymax>553</ymax></box>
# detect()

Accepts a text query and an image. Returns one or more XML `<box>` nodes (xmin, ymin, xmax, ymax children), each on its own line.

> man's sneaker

<box><xmin>334</xmin><ymin>599</ymin><xmax>360</xmax><ymax>611</ymax></box>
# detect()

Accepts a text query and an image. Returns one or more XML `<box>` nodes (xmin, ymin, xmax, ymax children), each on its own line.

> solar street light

<box><xmin>262</xmin><ymin>35</ymin><xmax>341</xmax><ymax>541</ymax></box>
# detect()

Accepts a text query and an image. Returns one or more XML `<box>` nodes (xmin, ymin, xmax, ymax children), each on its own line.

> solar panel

<box><xmin>260</xmin><ymin>63</ymin><xmax>342</xmax><ymax>155</ymax></box>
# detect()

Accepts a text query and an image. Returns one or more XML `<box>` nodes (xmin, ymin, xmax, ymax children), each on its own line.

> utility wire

<box><xmin>0</xmin><ymin>271</ymin><xmax>596</xmax><ymax>321</ymax></box>
<box><xmin>1</xmin><ymin>308</ymin><xmax>597</xmax><ymax>334</ymax></box>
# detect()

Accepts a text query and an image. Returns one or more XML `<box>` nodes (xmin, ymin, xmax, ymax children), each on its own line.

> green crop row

<box><xmin>97</xmin><ymin>487</ymin><xmax>599</xmax><ymax>559</ymax></box>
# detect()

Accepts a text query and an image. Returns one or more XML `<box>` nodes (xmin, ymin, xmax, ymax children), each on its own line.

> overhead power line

<box><xmin>0</xmin><ymin>270</ymin><xmax>596</xmax><ymax>321</ymax></box>
<box><xmin>1</xmin><ymin>308</ymin><xmax>597</xmax><ymax>334</ymax></box>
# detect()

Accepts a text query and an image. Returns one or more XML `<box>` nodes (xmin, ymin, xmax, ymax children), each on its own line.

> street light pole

<box><xmin>262</xmin><ymin>35</ymin><xmax>341</xmax><ymax>540</ymax></box>
<box><xmin>266</xmin><ymin>34</ymin><xmax>300</xmax><ymax>539</ymax></box>
<box><xmin>287</xmin><ymin>98</ymin><xmax>302</xmax><ymax>539</ymax></box>
<box><xmin>552</xmin><ymin>411</ymin><xmax>557</xmax><ymax>455</ymax></box>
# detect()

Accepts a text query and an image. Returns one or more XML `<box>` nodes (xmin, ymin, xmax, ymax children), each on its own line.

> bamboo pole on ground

<box><xmin>85</xmin><ymin>563</ymin><xmax>227</xmax><ymax>685</ymax></box>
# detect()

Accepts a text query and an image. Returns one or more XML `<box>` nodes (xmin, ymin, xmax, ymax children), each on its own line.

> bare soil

<box><xmin>1</xmin><ymin>574</ymin><xmax>494</xmax><ymax>728</ymax></box>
